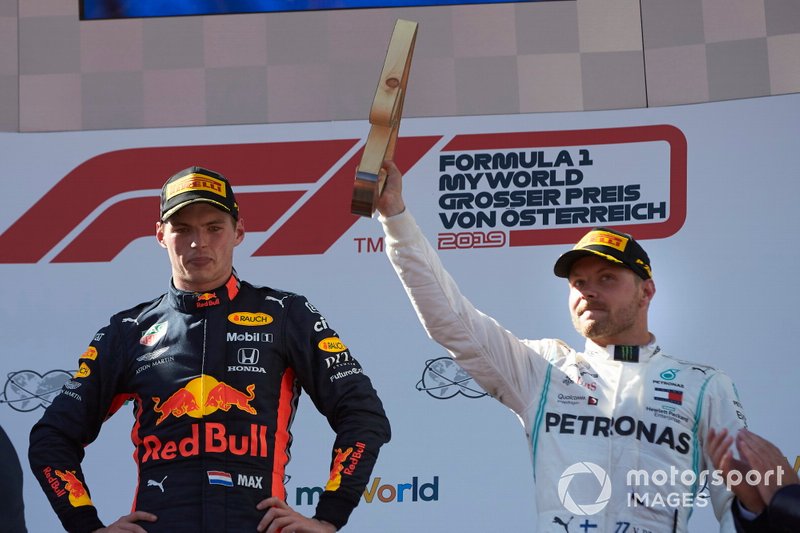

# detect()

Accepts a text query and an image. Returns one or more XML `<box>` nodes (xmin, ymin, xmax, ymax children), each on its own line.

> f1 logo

<box><xmin>237</xmin><ymin>348</ymin><xmax>260</xmax><ymax>366</ymax></box>
<box><xmin>0</xmin><ymin>137</ymin><xmax>440</xmax><ymax>263</ymax></box>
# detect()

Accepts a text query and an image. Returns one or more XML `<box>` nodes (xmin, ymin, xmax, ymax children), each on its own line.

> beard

<box><xmin>571</xmin><ymin>293</ymin><xmax>641</xmax><ymax>341</ymax></box>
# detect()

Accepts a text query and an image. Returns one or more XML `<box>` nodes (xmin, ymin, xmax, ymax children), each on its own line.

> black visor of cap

<box><xmin>160</xmin><ymin>166</ymin><xmax>239</xmax><ymax>221</ymax></box>
<box><xmin>553</xmin><ymin>227</ymin><xmax>652</xmax><ymax>280</ymax></box>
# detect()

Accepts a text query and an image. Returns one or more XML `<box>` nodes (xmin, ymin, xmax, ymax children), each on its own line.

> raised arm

<box><xmin>375</xmin><ymin>160</ymin><xmax>554</xmax><ymax>416</ymax></box>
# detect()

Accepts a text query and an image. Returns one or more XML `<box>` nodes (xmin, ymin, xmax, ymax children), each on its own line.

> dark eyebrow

<box><xmin>168</xmin><ymin>218</ymin><xmax>227</xmax><ymax>228</ymax></box>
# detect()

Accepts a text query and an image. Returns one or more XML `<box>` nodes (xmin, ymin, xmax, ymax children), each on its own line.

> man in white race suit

<box><xmin>374</xmin><ymin>161</ymin><xmax>747</xmax><ymax>532</ymax></box>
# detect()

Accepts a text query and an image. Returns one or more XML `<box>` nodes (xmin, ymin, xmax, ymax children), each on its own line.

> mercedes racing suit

<box><xmin>29</xmin><ymin>273</ymin><xmax>390</xmax><ymax>533</ymax></box>
<box><xmin>381</xmin><ymin>210</ymin><xmax>746</xmax><ymax>533</ymax></box>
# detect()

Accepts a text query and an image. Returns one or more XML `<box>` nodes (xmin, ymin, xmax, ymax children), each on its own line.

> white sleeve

<box><xmin>698</xmin><ymin>371</ymin><xmax>749</xmax><ymax>532</ymax></box>
<box><xmin>380</xmin><ymin>209</ymin><xmax>554</xmax><ymax>415</ymax></box>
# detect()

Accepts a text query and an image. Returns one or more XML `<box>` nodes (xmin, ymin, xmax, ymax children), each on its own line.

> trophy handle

<box><xmin>351</xmin><ymin>19</ymin><xmax>418</xmax><ymax>217</ymax></box>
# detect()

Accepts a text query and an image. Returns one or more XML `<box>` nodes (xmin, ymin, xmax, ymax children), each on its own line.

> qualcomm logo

<box><xmin>557</xmin><ymin>462</ymin><xmax>612</xmax><ymax>515</ymax></box>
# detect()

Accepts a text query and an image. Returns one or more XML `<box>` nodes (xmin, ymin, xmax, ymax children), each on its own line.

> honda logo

<box><xmin>237</xmin><ymin>348</ymin><xmax>260</xmax><ymax>366</ymax></box>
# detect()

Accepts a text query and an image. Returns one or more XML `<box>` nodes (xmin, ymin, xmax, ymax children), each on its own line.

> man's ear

<box><xmin>642</xmin><ymin>278</ymin><xmax>656</xmax><ymax>305</ymax></box>
<box><xmin>155</xmin><ymin>221</ymin><xmax>168</xmax><ymax>249</ymax></box>
<box><xmin>234</xmin><ymin>218</ymin><xmax>245</xmax><ymax>246</ymax></box>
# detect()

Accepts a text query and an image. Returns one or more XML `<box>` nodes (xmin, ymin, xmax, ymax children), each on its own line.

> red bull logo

<box><xmin>343</xmin><ymin>441</ymin><xmax>366</xmax><ymax>476</ymax></box>
<box><xmin>152</xmin><ymin>388</ymin><xmax>200</xmax><ymax>425</ymax></box>
<box><xmin>206</xmin><ymin>382</ymin><xmax>257</xmax><ymax>414</ymax></box>
<box><xmin>322</xmin><ymin>441</ymin><xmax>366</xmax><ymax>493</ymax></box>
<box><xmin>43</xmin><ymin>466</ymin><xmax>67</xmax><ymax>497</ymax></box>
<box><xmin>196</xmin><ymin>292</ymin><xmax>220</xmax><ymax>308</ymax></box>
<box><xmin>54</xmin><ymin>469</ymin><xmax>93</xmax><ymax>507</ymax></box>
<box><xmin>324</xmin><ymin>447</ymin><xmax>354</xmax><ymax>492</ymax></box>
<box><xmin>152</xmin><ymin>375</ymin><xmax>256</xmax><ymax>425</ymax></box>
<box><xmin>141</xmin><ymin>422</ymin><xmax>268</xmax><ymax>463</ymax></box>
<box><xmin>144</xmin><ymin>375</ymin><xmax>264</xmax><ymax>464</ymax></box>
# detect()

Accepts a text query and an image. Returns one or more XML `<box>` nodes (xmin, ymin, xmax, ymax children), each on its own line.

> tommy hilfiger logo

<box><xmin>654</xmin><ymin>388</ymin><xmax>684</xmax><ymax>405</ymax></box>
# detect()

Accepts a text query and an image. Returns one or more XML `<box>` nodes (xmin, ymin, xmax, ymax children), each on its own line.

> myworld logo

<box><xmin>295</xmin><ymin>475</ymin><xmax>439</xmax><ymax>506</ymax></box>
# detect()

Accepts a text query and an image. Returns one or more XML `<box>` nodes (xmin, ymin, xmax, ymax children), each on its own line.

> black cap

<box><xmin>160</xmin><ymin>166</ymin><xmax>238</xmax><ymax>221</ymax></box>
<box><xmin>553</xmin><ymin>227</ymin><xmax>652</xmax><ymax>280</ymax></box>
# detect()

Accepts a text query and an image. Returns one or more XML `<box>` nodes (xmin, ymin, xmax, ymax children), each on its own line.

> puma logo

<box><xmin>266</xmin><ymin>295</ymin><xmax>289</xmax><ymax>308</ymax></box>
<box><xmin>147</xmin><ymin>475</ymin><xmax>168</xmax><ymax>493</ymax></box>
<box><xmin>553</xmin><ymin>516</ymin><xmax>573</xmax><ymax>532</ymax></box>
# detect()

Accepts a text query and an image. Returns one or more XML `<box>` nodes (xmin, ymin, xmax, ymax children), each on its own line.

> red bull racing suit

<box><xmin>380</xmin><ymin>210</ymin><xmax>746</xmax><ymax>533</ymax></box>
<box><xmin>29</xmin><ymin>273</ymin><xmax>390</xmax><ymax>533</ymax></box>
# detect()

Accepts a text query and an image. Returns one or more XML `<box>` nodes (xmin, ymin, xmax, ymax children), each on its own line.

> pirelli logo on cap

<box><xmin>165</xmin><ymin>173</ymin><xmax>227</xmax><ymax>200</ymax></box>
<box><xmin>576</xmin><ymin>230</ymin><xmax>628</xmax><ymax>252</ymax></box>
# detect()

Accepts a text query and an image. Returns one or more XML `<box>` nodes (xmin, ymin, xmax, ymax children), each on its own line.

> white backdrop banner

<box><xmin>1</xmin><ymin>94</ymin><xmax>797</xmax><ymax>532</ymax></box>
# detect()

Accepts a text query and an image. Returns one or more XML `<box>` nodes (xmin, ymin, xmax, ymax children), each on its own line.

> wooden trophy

<box><xmin>350</xmin><ymin>19</ymin><xmax>418</xmax><ymax>217</ymax></box>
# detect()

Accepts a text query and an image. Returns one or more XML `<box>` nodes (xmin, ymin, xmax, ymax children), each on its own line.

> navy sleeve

<box><xmin>767</xmin><ymin>484</ymin><xmax>800</xmax><ymax>532</ymax></box>
<box><xmin>0</xmin><ymin>424</ymin><xmax>27</xmax><ymax>532</ymax></box>
<box><xmin>28</xmin><ymin>319</ymin><xmax>130</xmax><ymax>533</ymax></box>
<box><xmin>282</xmin><ymin>295</ymin><xmax>391</xmax><ymax>529</ymax></box>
